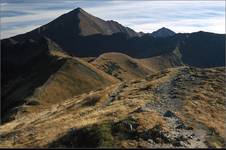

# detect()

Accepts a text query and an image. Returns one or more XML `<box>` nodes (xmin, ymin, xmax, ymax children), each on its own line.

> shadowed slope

<box><xmin>1</xmin><ymin>37</ymin><xmax>118</xmax><ymax>123</ymax></box>
<box><xmin>177</xmin><ymin>31</ymin><xmax>225</xmax><ymax>68</ymax></box>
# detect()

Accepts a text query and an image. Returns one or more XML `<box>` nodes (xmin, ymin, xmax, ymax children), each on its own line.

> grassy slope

<box><xmin>2</xmin><ymin>49</ymin><xmax>118</xmax><ymax>123</ymax></box>
<box><xmin>92</xmin><ymin>52</ymin><xmax>153</xmax><ymax>81</ymax></box>
<box><xmin>92</xmin><ymin>51</ymin><xmax>183</xmax><ymax>81</ymax></box>
<box><xmin>31</xmin><ymin>57</ymin><xmax>119</xmax><ymax>106</ymax></box>
<box><xmin>0</xmin><ymin>66</ymin><xmax>225</xmax><ymax>148</ymax></box>
<box><xmin>138</xmin><ymin>47</ymin><xmax>183</xmax><ymax>72</ymax></box>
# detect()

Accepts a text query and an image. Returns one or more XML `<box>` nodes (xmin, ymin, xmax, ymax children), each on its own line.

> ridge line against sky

<box><xmin>0</xmin><ymin>0</ymin><xmax>225</xmax><ymax>39</ymax></box>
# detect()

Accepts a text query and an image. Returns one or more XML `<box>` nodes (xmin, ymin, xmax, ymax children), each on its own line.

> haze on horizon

<box><xmin>0</xmin><ymin>0</ymin><xmax>225</xmax><ymax>39</ymax></box>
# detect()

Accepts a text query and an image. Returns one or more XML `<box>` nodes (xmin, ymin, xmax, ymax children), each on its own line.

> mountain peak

<box><xmin>151</xmin><ymin>27</ymin><xmax>176</xmax><ymax>38</ymax></box>
<box><xmin>158</xmin><ymin>27</ymin><xmax>172</xmax><ymax>31</ymax></box>
<box><xmin>31</xmin><ymin>7</ymin><xmax>140</xmax><ymax>50</ymax></box>
<box><xmin>71</xmin><ymin>7</ymin><xmax>86</xmax><ymax>14</ymax></box>
<box><xmin>160</xmin><ymin>27</ymin><xmax>167</xmax><ymax>29</ymax></box>
<box><xmin>64</xmin><ymin>7</ymin><xmax>88</xmax><ymax>17</ymax></box>
<box><xmin>75</xmin><ymin>7</ymin><xmax>83</xmax><ymax>10</ymax></box>
<box><xmin>45</xmin><ymin>7</ymin><xmax>139</xmax><ymax>37</ymax></box>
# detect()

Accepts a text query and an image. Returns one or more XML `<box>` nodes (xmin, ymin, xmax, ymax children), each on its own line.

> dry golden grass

<box><xmin>1</xmin><ymin>66</ymin><xmax>225</xmax><ymax>148</ymax></box>
<box><xmin>178</xmin><ymin>67</ymin><xmax>226</xmax><ymax>140</ymax></box>
<box><xmin>92</xmin><ymin>52</ymin><xmax>153</xmax><ymax>80</ymax></box>
<box><xmin>0</xmin><ymin>74</ymin><xmax>158</xmax><ymax>148</ymax></box>
<box><xmin>183</xmin><ymin>94</ymin><xmax>226</xmax><ymax>139</ymax></box>
<box><xmin>134</xmin><ymin>111</ymin><xmax>167</xmax><ymax>132</ymax></box>
<box><xmin>30</xmin><ymin>57</ymin><xmax>118</xmax><ymax>106</ymax></box>
<box><xmin>139</xmin><ymin>49</ymin><xmax>183</xmax><ymax>72</ymax></box>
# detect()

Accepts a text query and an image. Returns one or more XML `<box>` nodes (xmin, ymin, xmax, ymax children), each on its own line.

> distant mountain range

<box><xmin>2</xmin><ymin>8</ymin><xmax>224</xmax><ymax>66</ymax></box>
<box><xmin>1</xmin><ymin>7</ymin><xmax>225</xmax><ymax>123</ymax></box>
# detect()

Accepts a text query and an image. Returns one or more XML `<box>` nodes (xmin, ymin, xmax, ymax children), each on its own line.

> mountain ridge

<box><xmin>1</xmin><ymin>7</ymin><xmax>226</xmax><ymax>148</ymax></box>
<box><xmin>1</xmin><ymin>7</ymin><xmax>225</xmax><ymax>124</ymax></box>
<box><xmin>2</xmin><ymin>8</ymin><xmax>225</xmax><ymax>66</ymax></box>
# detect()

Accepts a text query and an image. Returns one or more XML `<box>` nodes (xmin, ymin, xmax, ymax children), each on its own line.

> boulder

<box><xmin>163</xmin><ymin>110</ymin><xmax>176</xmax><ymax>118</ymax></box>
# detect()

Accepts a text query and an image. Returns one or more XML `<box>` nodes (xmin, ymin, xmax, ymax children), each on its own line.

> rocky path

<box><xmin>140</xmin><ymin>67</ymin><xmax>209</xmax><ymax>148</ymax></box>
<box><xmin>161</xmin><ymin>110</ymin><xmax>207</xmax><ymax>148</ymax></box>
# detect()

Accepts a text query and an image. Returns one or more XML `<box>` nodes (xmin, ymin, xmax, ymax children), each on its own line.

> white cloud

<box><xmin>0</xmin><ymin>24</ymin><xmax>42</xmax><ymax>39</ymax></box>
<box><xmin>1</xmin><ymin>9</ymin><xmax>72</xmax><ymax>24</ymax></box>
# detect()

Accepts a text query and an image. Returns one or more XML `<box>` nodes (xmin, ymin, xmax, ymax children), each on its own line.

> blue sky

<box><xmin>0</xmin><ymin>0</ymin><xmax>225</xmax><ymax>39</ymax></box>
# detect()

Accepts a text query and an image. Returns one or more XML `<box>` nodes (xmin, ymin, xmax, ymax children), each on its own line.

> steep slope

<box><xmin>39</xmin><ymin>7</ymin><xmax>139</xmax><ymax>37</ymax></box>
<box><xmin>77</xmin><ymin>8</ymin><xmax>139</xmax><ymax>37</ymax></box>
<box><xmin>30</xmin><ymin>57</ymin><xmax>119</xmax><ymax>106</ymax></box>
<box><xmin>0</xmin><ymin>66</ymin><xmax>225</xmax><ymax>148</ymax></box>
<box><xmin>2</xmin><ymin>37</ymin><xmax>61</xmax><ymax>122</ymax></box>
<box><xmin>1</xmin><ymin>37</ymin><xmax>118</xmax><ymax>123</ymax></box>
<box><xmin>9</xmin><ymin>8</ymin><xmax>139</xmax><ymax>46</ymax></box>
<box><xmin>151</xmin><ymin>27</ymin><xmax>176</xmax><ymax>38</ymax></box>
